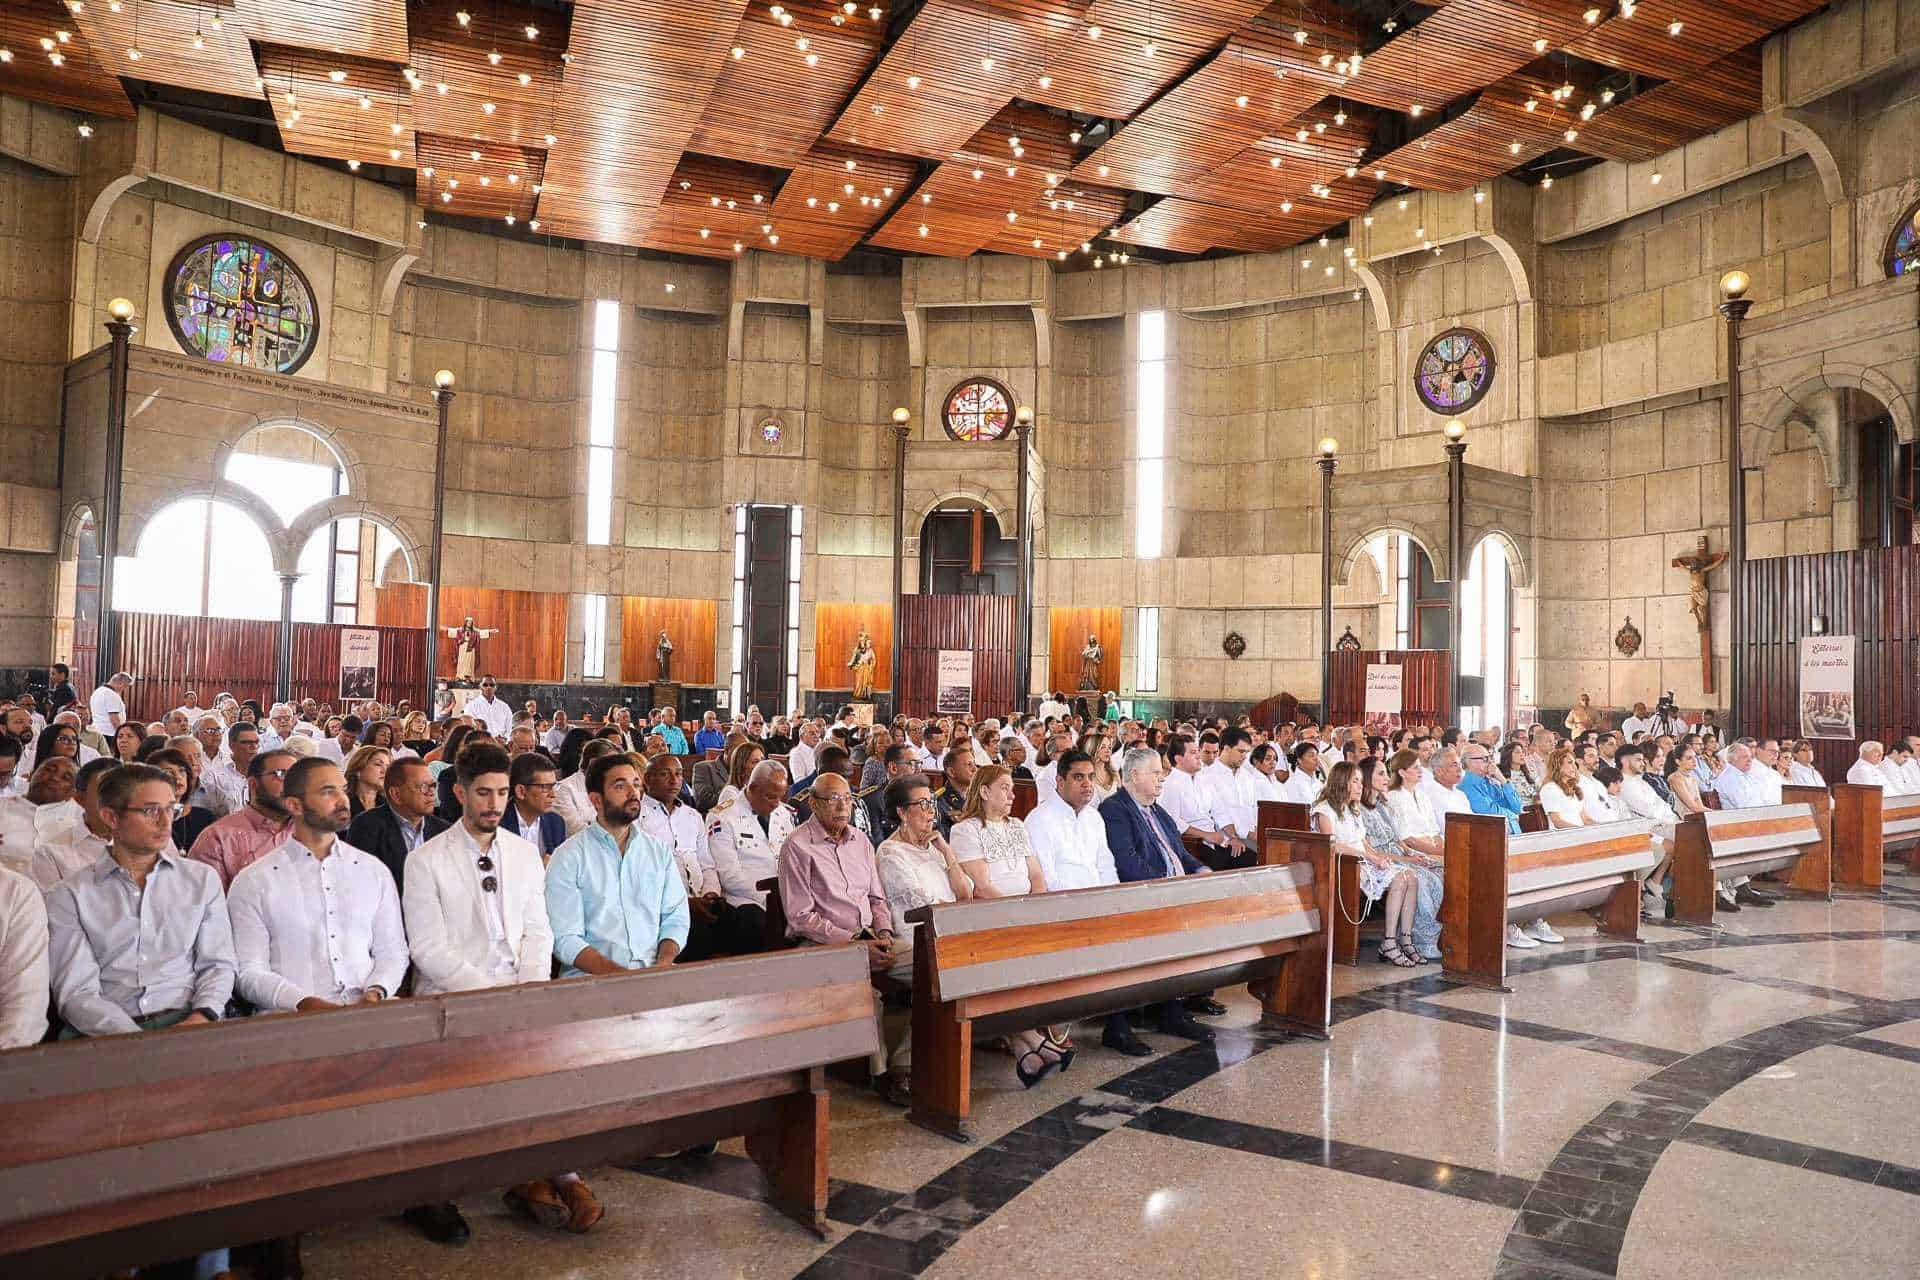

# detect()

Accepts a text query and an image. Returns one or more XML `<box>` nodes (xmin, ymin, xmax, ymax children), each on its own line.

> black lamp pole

<box><xmin>96</xmin><ymin>299</ymin><xmax>135</xmax><ymax>680</ymax></box>
<box><xmin>1718</xmin><ymin>273</ymin><xmax>1753</xmax><ymax>734</ymax></box>
<box><xmin>1444</xmin><ymin>420</ymin><xmax>1468</xmax><ymax>723</ymax></box>
<box><xmin>1316</xmin><ymin>441</ymin><xmax>1337</xmax><ymax>723</ymax></box>
<box><xmin>425</xmin><ymin>372</ymin><xmax>455</xmax><ymax>707</ymax></box>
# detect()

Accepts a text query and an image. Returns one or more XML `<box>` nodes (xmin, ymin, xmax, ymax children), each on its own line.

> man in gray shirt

<box><xmin>46</xmin><ymin>762</ymin><xmax>235</xmax><ymax>1036</ymax></box>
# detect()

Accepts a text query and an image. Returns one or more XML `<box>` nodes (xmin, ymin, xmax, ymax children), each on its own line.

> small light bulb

<box><xmin>1038</xmin><ymin>75</ymin><xmax>1051</xmax><ymax>89</ymax></box>
<box><xmin>127</xmin><ymin>47</ymin><xmax>141</xmax><ymax>61</ymax></box>
<box><xmin>1143</xmin><ymin>40</ymin><xmax>1156</xmax><ymax>57</ymax></box>
<box><xmin>456</xmin><ymin>10</ymin><xmax>471</xmax><ymax>26</ymax></box>
<box><xmin>1669</xmin><ymin>20</ymin><xmax>1683</xmax><ymax>35</ymax></box>
<box><xmin>1236</xmin><ymin>95</ymin><xmax>1249</xmax><ymax>108</ymax></box>
<box><xmin>1533</xmin><ymin>37</ymin><xmax>1548</xmax><ymax>51</ymax></box>
<box><xmin>906</xmin><ymin>75</ymin><xmax>920</xmax><ymax>88</ymax></box>
<box><xmin>77</xmin><ymin>122</ymin><xmax>92</xmax><ymax>137</ymax></box>
<box><xmin>981</xmin><ymin>56</ymin><xmax>993</xmax><ymax>70</ymax></box>
<box><xmin>1087</xmin><ymin>24</ymin><xmax>1101</xmax><ymax>39</ymax></box>
<box><xmin>918</xmin><ymin>224</ymin><xmax>929</xmax><ymax>236</ymax></box>
<box><xmin>731</xmin><ymin>45</ymin><xmax>744</xmax><ymax>59</ymax></box>
<box><xmin>1650</xmin><ymin>172</ymin><xmax>1663</xmax><ymax>184</ymax></box>
<box><xmin>1541</xmin><ymin>174</ymin><xmax>1554</xmax><ymax>188</ymax></box>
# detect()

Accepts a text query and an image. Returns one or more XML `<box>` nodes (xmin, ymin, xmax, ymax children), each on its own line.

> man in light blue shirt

<box><xmin>1458</xmin><ymin>744</ymin><xmax>1526</xmax><ymax>835</ymax></box>
<box><xmin>655</xmin><ymin>708</ymin><xmax>690</xmax><ymax>756</ymax></box>
<box><xmin>546</xmin><ymin>755</ymin><xmax>689</xmax><ymax>976</ymax></box>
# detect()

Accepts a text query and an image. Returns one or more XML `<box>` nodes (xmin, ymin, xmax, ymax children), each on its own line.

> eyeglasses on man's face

<box><xmin>116</xmin><ymin>802</ymin><xmax>183</xmax><ymax>821</ymax></box>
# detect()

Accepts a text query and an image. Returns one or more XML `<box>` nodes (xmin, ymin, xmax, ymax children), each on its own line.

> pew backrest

<box><xmin>908</xmin><ymin>864</ymin><xmax>1319</xmax><ymax>1007</ymax></box>
<box><xmin>1699</xmin><ymin>802</ymin><xmax>1822</xmax><ymax>878</ymax></box>
<box><xmin>1011</xmin><ymin>777</ymin><xmax>1038</xmax><ymax>819</ymax></box>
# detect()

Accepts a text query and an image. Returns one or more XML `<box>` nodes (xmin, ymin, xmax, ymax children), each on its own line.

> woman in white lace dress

<box><xmin>1313</xmin><ymin>760</ymin><xmax>1421</xmax><ymax>967</ymax></box>
<box><xmin>945</xmin><ymin>765</ymin><xmax>1072</xmax><ymax>1083</ymax></box>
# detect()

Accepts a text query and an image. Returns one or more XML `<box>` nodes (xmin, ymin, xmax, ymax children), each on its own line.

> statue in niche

<box><xmin>848</xmin><ymin>627</ymin><xmax>877</xmax><ymax>700</ymax></box>
<box><xmin>1079</xmin><ymin>633</ymin><xmax>1105</xmax><ymax>691</ymax></box>
<box><xmin>444</xmin><ymin>616</ymin><xmax>498</xmax><ymax>685</ymax></box>
<box><xmin>656</xmin><ymin>629</ymin><xmax>674</xmax><ymax>682</ymax></box>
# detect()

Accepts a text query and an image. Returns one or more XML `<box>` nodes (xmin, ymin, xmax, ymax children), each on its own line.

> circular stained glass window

<box><xmin>942</xmin><ymin>378</ymin><xmax>1013</xmax><ymax>442</ymax></box>
<box><xmin>1886</xmin><ymin>200</ymin><xmax>1920</xmax><ymax>278</ymax></box>
<box><xmin>165</xmin><ymin>234</ymin><xmax>319</xmax><ymax>375</ymax></box>
<box><xmin>759</xmin><ymin>416</ymin><xmax>784</xmax><ymax>444</ymax></box>
<box><xmin>1413</xmin><ymin>327</ymin><xmax>1496</xmax><ymax>415</ymax></box>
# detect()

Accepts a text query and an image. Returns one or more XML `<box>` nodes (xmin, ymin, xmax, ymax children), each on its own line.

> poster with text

<box><xmin>1363</xmin><ymin>662</ymin><xmax>1404</xmax><ymax>733</ymax></box>
<box><xmin>339</xmin><ymin>628</ymin><xmax>380</xmax><ymax>702</ymax></box>
<box><xmin>1798</xmin><ymin>635</ymin><xmax>1856</xmax><ymax>739</ymax></box>
<box><xmin>936</xmin><ymin>649</ymin><xmax>973</xmax><ymax>715</ymax></box>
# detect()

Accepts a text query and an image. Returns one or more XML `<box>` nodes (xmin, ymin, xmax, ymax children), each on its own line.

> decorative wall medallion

<box><xmin>1413</xmin><ymin>326</ymin><xmax>1495</xmax><ymax>415</ymax></box>
<box><xmin>1336</xmin><ymin>626</ymin><xmax>1361</xmax><ymax>651</ymax></box>
<box><xmin>165</xmin><ymin>233</ymin><xmax>319</xmax><ymax>375</ymax></box>
<box><xmin>1222</xmin><ymin>630</ymin><xmax>1247</xmax><ymax>660</ymax></box>
<box><xmin>758</xmin><ymin>416</ymin><xmax>783</xmax><ymax>444</ymax></box>
<box><xmin>1615</xmin><ymin>616</ymin><xmax>1643</xmax><ymax>657</ymax></box>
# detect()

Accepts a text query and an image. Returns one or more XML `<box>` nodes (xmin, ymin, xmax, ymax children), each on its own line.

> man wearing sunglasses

<box><xmin>403</xmin><ymin>743</ymin><xmax>594</xmax><ymax>1241</ymax></box>
<box><xmin>187</xmin><ymin>748</ymin><xmax>297</xmax><ymax>889</ymax></box>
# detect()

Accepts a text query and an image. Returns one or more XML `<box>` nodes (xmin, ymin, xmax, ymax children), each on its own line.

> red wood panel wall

<box><xmin>289</xmin><ymin>623</ymin><xmax>429</xmax><ymax>711</ymax></box>
<box><xmin>1327</xmin><ymin>649</ymin><xmax>1453</xmax><ymax>728</ymax></box>
<box><xmin>374</xmin><ymin>583</ymin><xmax>567</xmax><ymax>682</ymax></box>
<box><xmin>620</xmin><ymin>596</ymin><xmax>718</xmax><ymax>686</ymax></box>
<box><xmin>1047</xmin><ymin>606</ymin><xmax>1123</xmax><ymax>697</ymax></box>
<box><xmin>113</xmin><ymin>613</ymin><xmax>431</xmax><ymax>721</ymax></box>
<box><xmin>1737</xmin><ymin>543</ymin><xmax>1918</xmax><ymax>784</ymax></box>
<box><xmin>815</xmin><ymin>601</ymin><xmax>893</xmax><ymax>692</ymax></box>
<box><xmin>897</xmin><ymin>594</ymin><xmax>1017</xmax><ymax>718</ymax></box>
<box><xmin>115</xmin><ymin>613</ymin><xmax>278</xmax><ymax>722</ymax></box>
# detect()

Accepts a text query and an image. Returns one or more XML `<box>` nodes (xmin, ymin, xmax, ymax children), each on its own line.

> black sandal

<box><xmin>1016</xmin><ymin>1049</ymin><xmax>1057</xmax><ymax>1089</ymax></box>
<box><xmin>1041</xmin><ymin>1036</ymin><xmax>1076</xmax><ymax>1074</ymax></box>
<box><xmin>1377</xmin><ymin>938</ymin><xmax>1418</xmax><ymax>968</ymax></box>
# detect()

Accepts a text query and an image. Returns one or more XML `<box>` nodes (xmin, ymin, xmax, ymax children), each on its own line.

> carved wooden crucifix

<box><xmin>1671</xmin><ymin>535</ymin><xmax>1728</xmax><ymax>695</ymax></box>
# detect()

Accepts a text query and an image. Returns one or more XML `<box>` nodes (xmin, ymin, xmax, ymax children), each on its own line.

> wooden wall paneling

<box><xmin>288</xmin><ymin>622</ymin><xmax>429</xmax><ymax>712</ymax></box>
<box><xmin>815</xmin><ymin>602</ymin><xmax>893</xmax><ymax>692</ymax></box>
<box><xmin>375</xmin><ymin>583</ymin><xmax>566</xmax><ymax>682</ymax></box>
<box><xmin>1326</xmin><ymin>649</ymin><xmax>1453</xmax><ymax>727</ymax></box>
<box><xmin>620</xmin><ymin>597</ymin><xmax>718</xmax><ymax>686</ymax></box>
<box><xmin>69</xmin><ymin>0</ymin><xmax>263</xmax><ymax>99</ymax></box>
<box><xmin>257</xmin><ymin>46</ymin><xmax>417</xmax><ymax>171</ymax></box>
<box><xmin>235</xmin><ymin>1</ymin><xmax>412</xmax><ymax>65</ymax></box>
<box><xmin>1736</xmin><ymin>544</ymin><xmax>1917</xmax><ymax>788</ymax></box>
<box><xmin>689</xmin><ymin>1</ymin><xmax>887</xmax><ymax>170</ymax></box>
<box><xmin>415</xmin><ymin>133</ymin><xmax>545</xmax><ymax>223</ymax></box>
<box><xmin>898</xmin><ymin>595</ymin><xmax>1017</xmax><ymax>717</ymax></box>
<box><xmin>1047</xmin><ymin>606</ymin><xmax>1122</xmax><ymax>698</ymax></box>
<box><xmin>407</xmin><ymin>0</ymin><xmax>569</xmax><ymax>151</ymax></box>
<box><xmin>115</xmin><ymin>613</ymin><xmax>279</xmax><ymax>723</ymax></box>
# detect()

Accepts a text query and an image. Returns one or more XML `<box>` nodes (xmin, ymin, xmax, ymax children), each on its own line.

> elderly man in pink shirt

<box><xmin>187</xmin><ymin>748</ymin><xmax>296</xmax><ymax>889</ymax></box>
<box><xmin>777</xmin><ymin>771</ymin><xmax>903</xmax><ymax>1100</ymax></box>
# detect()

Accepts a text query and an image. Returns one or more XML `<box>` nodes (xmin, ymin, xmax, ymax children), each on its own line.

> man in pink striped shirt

<box><xmin>187</xmin><ymin>748</ymin><xmax>295</xmax><ymax>888</ymax></box>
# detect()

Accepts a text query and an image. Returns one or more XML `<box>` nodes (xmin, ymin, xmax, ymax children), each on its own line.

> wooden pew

<box><xmin>1517</xmin><ymin>804</ymin><xmax>1548</xmax><ymax>834</ymax></box>
<box><xmin>904</xmin><ymin>851</ymin><xmax>1332</xmax><ymax>1142</ymax></box>
<box><xmin>1779</xmin><ymin>784</ymin><xmax>1834</xmax><ymax>897</ymax></box>
<box><xmin>1669</xmin><ymin>802</ymin><xmax>1825</xmax><ymax>924</ymax></box>
<box><xmin>1831</xmin><ymin>783</ymin><xmax>1920</xmax><ymax>886</ymax></box>
<box><xmin>0</xmin><ymin>948</ymin><xmax>879</xmax><ymax>1277</ymax></box>
<box><xmin>1440</xmin><ymin>814</ymin><xmax>1655</xmax><ymax>991</ymax></box>
<box><xmin>1012</xmin><ymin>776</ymin><xmax>1039</xmax><ymax>819</ymax></box>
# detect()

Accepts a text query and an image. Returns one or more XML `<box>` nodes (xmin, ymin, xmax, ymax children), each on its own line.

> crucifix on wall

<box><xmin>1671</xmin><ymin>535</ymin><xmax>1729</xmax><ymax>695</ymax></box>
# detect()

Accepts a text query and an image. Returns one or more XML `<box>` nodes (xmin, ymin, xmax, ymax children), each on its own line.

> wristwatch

<box><xmin>366</xmin><ymin>986</ymin><xmax>388</xmax><ymax>1001</ymax></box>
<box><xmin>192</xmin><ymin>1006</ymin><xmax>221</xmax><ymax>1022</ymax></box>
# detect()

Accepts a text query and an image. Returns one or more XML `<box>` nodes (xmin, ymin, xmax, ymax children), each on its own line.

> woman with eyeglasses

<box><xmin>32</xmin><ymin>722</ymin><xmax>91</xmax><ymax>771</ymax></box>
<box><xmin>1788</xmin><ymin>740</ymin><xmax>1826</xmax><ymax>787</ymax></box>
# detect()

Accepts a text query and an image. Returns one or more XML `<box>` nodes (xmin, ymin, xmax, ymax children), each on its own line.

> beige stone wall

<box><xmin>1045</xmin><ymin>315</ymin><xmax>1124</xmax><ymax>560</ymax></box>
<box><xmin>625</xmin><ymin>307</ymin><xmax>727</xmax><ymax>554</ymax></box>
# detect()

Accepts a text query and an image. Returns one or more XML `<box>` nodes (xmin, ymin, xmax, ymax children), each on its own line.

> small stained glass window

<box><xmin>165</xmin><ymin>234</ymin><xmax>319</xmax><ymax>375</ymax></box>
<box><xmin>942</xmin><ymin>378</ymin><xmax>1013</xmax><ymax>442</ymax></box>
<box><xmin>1887</xmin><ymin>200</ymin><xmax>1920</xmax><ymax>278</ymax></box>
<box><xmin>1413</xmin><ymin>327</ymin><xmax>1495</xmax><ymax>415</ymax></box>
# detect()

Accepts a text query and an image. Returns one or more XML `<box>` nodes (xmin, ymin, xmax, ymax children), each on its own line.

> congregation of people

<box><xmin>1</xmin><ymin>667</ymin><xmax>1915</xmax><ymax>1277</ymax></box>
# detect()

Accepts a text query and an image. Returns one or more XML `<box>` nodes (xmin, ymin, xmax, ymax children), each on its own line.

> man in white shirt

<box><xmin>88</xmin><ymin>672</ymin><xmax>131</xmax><ymax>738</ymax></box>
<box><xmin>198</xmin><ymin>723</ymin><xmax>257</xmax><ymax>818</ymax></box>
<box><xmin>466</xmin><ymin>676</ymin><xmax>514</xmax><ymax>740</ymax></box>
<box><xmin>1198</xmin><ymin>728</ymin><xmax>1265</xmax><ymax>850</ymax></box>
<box><xmin>0</xmin><ymin>758</ymin><xmax>73</xmax><ymax>881</ymax></box>
<box><xmin>255</xmin><ymin>703</ymin><xmax>297</xmax><ymax>752</ymax></box>
<box><xmin>1886</xmin><ymin>740</ymin><xmax>1920</xmax><ymax>795</ymax></box>
<box><xmin>1619</xmin><ymin>702</ymin><xmax>1656</xmax><ymax>742</ymax></box>
<box><xmin>174</xmin><ymin>689</ymin><xmax>209</xmax><ymax>725</ymax></box>
<box><xmin>31</xmin><ymin>757</ymin><xmax>116</xmax><ymax>890</ymax></box>
<box><xmin>315</xmin><ymin>715</ymin><xmax>362</xmax><ymax>766</ymax></box>
<box><xmin>705</xmin><ymin>760</ymin><xmax>796</xmax><ymax>909</ymax></box>
<box><xmin>641</xmin><ymin>755</ymin><xmax>763</xmax><ymax>960</ymax></box>
<box><xmin>1787</xmin><ymin>741</ymin><xmax>1827</xmax><ymax>788</ymax></box>
<box><xmin>1616</xmin><ymin>744</ymin><xmax>1677</xmax><ymax>918</ymax></box>
<box><xmin>1847</xmin><ymin>741</ymin><xmax>1890</xmax><ymax>787</ymax></box>
<box><xmin>787</xmin><ymin>721</ymin><xmax>821</xmax><ymax>783</ymax></box>
<box><xmin>1037</xmin><ymin>692</ymin><xmax>1069</xmax><ymax>723</ymax></box>
<box><xmin>0</xmin><ymin>863</ymin><xmax>48</xmax><ymax>1049</ymax></box>
<box><xmin>1420</xmin><ymin>749</ymin><xmax>1474</xmax><ymax>819</ymax></box>
<box><xmin>1711</xmin><ymin>741</ymin><xmax>1779</xmax><ymax>908</ymax></box>
<box><xmin>542</xmin><ymin>710</ymin><xmax>572</xmax><ymax>755</ymax></box>
<box><xmin>1160</xmin><ymin>734</ymin><xmax>1233</xmax><ymax>854</ymax></box>
<box><xmin>229</xmin><ymin>757</ymin><xmax>407</xmax><ymax>1016</ymax></box>
<box><xmin>403</xmin><ymin>742</ymin><xmax>595</xmax><ymax>1242</ymax></box>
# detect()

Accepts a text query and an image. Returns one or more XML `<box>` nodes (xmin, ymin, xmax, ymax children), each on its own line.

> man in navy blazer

<box><xmin>1097</xmin><ymin>746</ymin><xmax>1224</xmax><ymax>1036</ymax></box>
<box><xmin>344</xmin><ymin>757</ymin><xmax>448</xmax><ymax>896</ymax></box>
<box><xmin>500</xmin><ymin>752</ymin><xmax>566</xmax><ymax>860</ymax></box>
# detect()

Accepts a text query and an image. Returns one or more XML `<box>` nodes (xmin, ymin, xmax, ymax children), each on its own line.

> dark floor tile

<box><xmin>1799</xmin><ymin>1147</ymin><xmax>1889</xmax><ymax>1183</ymax></box>
<box><xmin>822</xmin><ymin>1225</ymin><xmax>953</xmax><ymax>1275</ymax></box>
<box><xmin>1499</xmin><ymin>1232</ymin><xmax>1621</xmax><ymax>1279</ymax></box>
<box><xmin>1545</xmin><ymin>1151</ymin><xmax>1650</xmax><ymax>1189</ymax></box>
<box><xmin>910</xmin><ymin>1163</ymin><xmax>1035</xmax><ymax>1219</ymax></box>
<box><xmin>1844</xmin><ymin>1035</ymin><xmax>1920</xmax><ymax>1066</ymax></box>
<box><xmin>795</xmin><ymin>1245</ymin><xmax>918</xmax><ymax>1279</ymax></box>
<box><xmin>1512</xmin><ymin>1209</ymin><xmax>1629</xmax><ymax>1257</ymax></box>
<box><xmin>1521</xmin><ymin>1188</ymin><xmax>1638</xmax><ymax>1232</ymax></box>
<box><xmin>1873</xmin><ymin>1162</ymin><xmax>1920</xmax><ymax>1195</ymax></box>
<box><xmin>825</xmin><ymin>1180</ymin><xmax>903</xmax><ymax>1228</ymax></box>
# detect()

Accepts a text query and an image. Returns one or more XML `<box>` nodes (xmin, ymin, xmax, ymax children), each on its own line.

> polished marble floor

<box><xmin>305</xmin><ymin>867</ymin><xmax>1920</xmax><ymax>1279</ymax></box>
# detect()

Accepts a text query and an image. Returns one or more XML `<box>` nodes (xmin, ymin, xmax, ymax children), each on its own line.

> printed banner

<box><xmin>339</xmin><ymin>628</ymin><xmax>380</xmax><ymax>701</ymax></box>
<box><xmin>936</xmin><ymin>649</ymin><xmax>973</xmax><ymax>715</ymax></box>
<box><xmin>1363</xmin><ymin>663</ymin><xmax>1403</xmax><ymax>715</ymax></box>
<box><xmin>1798</xmin><ymin>635</ymin><xmax>1856</xmax><ymax>739</ymax></box>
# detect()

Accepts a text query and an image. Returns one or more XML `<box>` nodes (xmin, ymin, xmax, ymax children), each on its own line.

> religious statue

<box><xmin>847</xmin><ymin>627</ymin><xmax>877</xmax><ymax>700</ymax></box>
<box><xmin>655</xmin><ymin>629</ymin><xmax>674</xmax><ymax>682</ymax></box>
<box><xmin>1671</xmin><ymin>535</ymin><xmax>1728</xmax><ymax>694</ymax></box>
<box><xmin>1079</xmin><ymin>633</ymin><xmax>1104</xmax><ymax>691</ymax></box>
<box><xmin>443</xmin><ymin>615</ymin><xmax>498</xmax><ymax>685</ymax></box>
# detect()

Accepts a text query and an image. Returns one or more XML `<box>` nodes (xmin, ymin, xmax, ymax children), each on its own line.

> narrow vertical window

<box><xmin>786</xmin><ymin>505</ymin><xmax>804</xmax><ymax>714</ymax></box>
<box><xmin>729</xmin><ymin>504</ymin><xmax>748</xmax><ymax>711</ymax></box>
<box><xmin>587</xmin><ymin>299</ymin><xmax>619</xmax><ymax>545</ymax></box>
<box><xmin>582</xmin><ymin>593</ymin><xmax>606</xmax><ymax>679</ymax></box>
<box><xmin>1136</xmin><ymin>310</ymin><xmax>1167</xmax><ymax>559</ymax></box>
<box><xmin>1136</xmin><ymin>606</ymin><xmax>1160</xmax><ymax>693</ymax></box>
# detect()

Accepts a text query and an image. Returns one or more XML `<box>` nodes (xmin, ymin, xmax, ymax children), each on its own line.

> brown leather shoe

<box><xmin>556</xmin><ymin>1178</ymin><xmax>605</xmax><ymax>1234</ymax></box>
<box><xmin>504</xmin><ymin>1179</ymin><xmax>569</xmax><ymax>1229</ymax></box>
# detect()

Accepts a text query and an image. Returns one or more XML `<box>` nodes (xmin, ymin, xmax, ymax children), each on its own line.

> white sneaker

<box><xmin>1506</xmin><ymin>924</ymin><xmax>1540</xmax><ymax>949</ymax></box>
<box><xmin>1526</xmin><ymin>919</ymin><xmax>1565</xmax><ymax>943</ymax></box>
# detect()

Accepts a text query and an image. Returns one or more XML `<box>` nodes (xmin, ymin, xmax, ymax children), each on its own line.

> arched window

<box><xmin>1886</xmin><ymin>199</ymin><xmax>1920</xmax><ymax>278</ymax></box>
<box><xmin>115</xmin><ymin>499</ymin><xmax>279</xmax><ymax>619</ymax></box>
<box><xmin>1855</xmin><ymin>412</ymin><xmax>1916</xmax><ymax>548</ymax></box>
<box><xmin>920</xmin><ymin>503</ymin><xmax>1016</xmax><ymax>594</ymax></box>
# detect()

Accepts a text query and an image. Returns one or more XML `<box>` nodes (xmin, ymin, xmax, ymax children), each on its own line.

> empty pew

<box><xmin>1669</xmin><ymin>802</ymin><xmax>1824</xmax><ymax>924</ymax></box>
<box><xmin>1440</xmin><ymin>814</ymin><xmax>1656</xmax><ymax>991</ymax></box>
<box><xmin>1831</xmin><ymin>783</ymin><xmax>1920</xmax><ymax>886</ymax></box>
<box><xmin>0</xmin><ymin>947</ymin><xmax>878</xmax><ymax>1277</ymax></box>
<box><xmin>904</xmin><ymin>851</ymin><xmax>1333</xmax><ymax>1142</ymax></box>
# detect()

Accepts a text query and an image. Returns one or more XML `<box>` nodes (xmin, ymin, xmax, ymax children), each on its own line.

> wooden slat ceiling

<box><xmin>0</xmin><ymin>0</ymin><xmax>1830</xmax><ymax>262</ymax></box>
<box><xmin>0</xmin><ymin>0</ymin><xmax>135</xmax><ymax>119</ymax></box>
<box><xmin>233</xmin><ymin>0</ymin><xmax>410</xmax><ymax>65</ymax></box>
